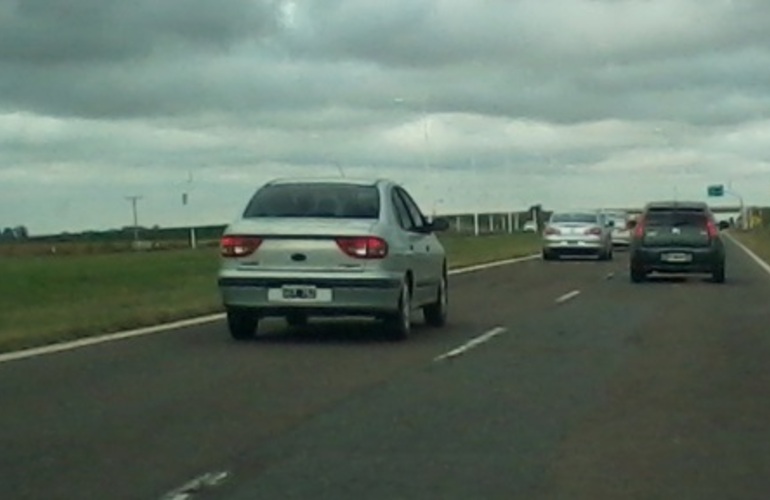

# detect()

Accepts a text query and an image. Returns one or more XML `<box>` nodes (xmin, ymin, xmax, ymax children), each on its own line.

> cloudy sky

<box><xmin>2</xmin><ymin>0</ymin><xmax>770</xmax><ymax>234</ymax></box>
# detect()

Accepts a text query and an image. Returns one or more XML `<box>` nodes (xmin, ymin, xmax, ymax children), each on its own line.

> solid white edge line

<box><xmin>723</xmin><ymin>232</ymin><xmax>770</xmax><ymax>276</ymax></box>
<box><xmin>555</xmin><ymin>290</ymin><xmax>581</xmax><ymax>304</ymax></box>
<box><xmin>0</xmin><ymin>253</ymin><xmax>540</xmax><ymax>364</ymax></box>
<box><xmin>434</xmin><ymin>326</ymin><xmax>507</xmax><ymax>362</ymax></box>
<box><xmin>160</xmin><ymin>470</ymin><xmax>231</xmax><ymax>500</ymax></box>
<box><xmin>0</xmin><ymin>313</ymin><xmax>225</xmax><ymax>364</ymax></box>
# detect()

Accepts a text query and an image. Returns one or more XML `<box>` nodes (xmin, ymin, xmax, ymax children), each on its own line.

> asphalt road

<box><xmin>1</xmin><ymin>237</ymin><xmax>769</xmax><ymax>499</ymax></box>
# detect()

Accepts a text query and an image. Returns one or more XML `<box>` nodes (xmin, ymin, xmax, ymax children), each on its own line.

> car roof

<box><xmin>265</xmin><ymin>177</ymin><xmax>387</xmax><ymax>187</ymax></box>
<box><xmin>551</xmin><ymin>209</ymin><xmax>601</xmax><ymax>215</ymax></box>
<box><xmin>644</xmin><ymin>200</ymin><xmax>709</xmax><ymax>211</ymax></box>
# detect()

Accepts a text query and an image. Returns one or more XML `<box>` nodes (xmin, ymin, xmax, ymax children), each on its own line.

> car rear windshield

<box><xmin>550</xmin><ymin>213</ymin><xmax>598</xmax><ymax>223</ymax></box>
<box><xmin>644</xmin><ymin>209</ymin><xmax>707</xmax><ymax>228</ymax></box>
<box><xmin>243</xmin><ymin>183</ymin><xmax>380</xmax><ymax>219</ymax></box>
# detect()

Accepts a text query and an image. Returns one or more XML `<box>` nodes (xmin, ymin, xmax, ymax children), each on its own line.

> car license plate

<box><xmin>282</xmin><ymin>285</ymin><xmax>316</xmax><ymax>299</ymax></box>
<box><xmin>268</xmin><ymin>286</ymin><xmax>333</xmax><ymax>302</ymax></box>
<box><xmin>662</xmin><ymin>253</ymin><xmax>692</xmax><ymax>263</ymax></box>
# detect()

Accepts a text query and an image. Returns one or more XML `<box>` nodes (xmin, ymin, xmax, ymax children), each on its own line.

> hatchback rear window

<box><xmin>550</xmin><ymin>213</ymin><xmax>598</xmax><ymax>223</ymax></box>
<box><xmin>645</xmin><ymin>210</ymin><xmax>707</xmax><ymax>228</ymax></box>
<box><xmin>243</xmin><ymin>183</ymin><xmax>380</xmax><ymax>218</ymax></box>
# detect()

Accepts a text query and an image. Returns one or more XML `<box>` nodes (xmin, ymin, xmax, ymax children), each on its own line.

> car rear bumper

<box><xmin>543</xmin><ymin>238</ymin><xmax>604</xmax><ymax>254</ymax></box>
<box><xmin>218</xmin><ymin>275</ymin><xmax>402</xmax><ymax>317</ymax></box>
<box><xmin>612</xmin><ymin>233</ymin><xmax>631</xmax><ymax>246</ymax></box>
<box><xmin>631</xmin><ymin>246</ymin><xmax>723</xmax><ymax>273</ymax></box>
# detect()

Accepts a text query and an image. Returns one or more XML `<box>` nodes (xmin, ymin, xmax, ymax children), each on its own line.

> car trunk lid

<box><xmin>223</xmin><ymin>218</ymin><xmax>381</xmax><ymax>273</ymax></box>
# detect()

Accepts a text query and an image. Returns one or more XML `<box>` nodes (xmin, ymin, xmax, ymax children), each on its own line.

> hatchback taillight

<box><xmin>634</xmin><ymin>217</ymin><xmax>645</xmax><ymax>238</ymax></box>
<box><xmin>220</xmin><ymin>235</ymin><xmax>262</xmax><ymax>258</ymax></box>
<box><xmin>335</xmin><ymin>236</ymin><xmax>388</xmax><ymax>259</ymax></box>
<box><xmin>706</xmin><ymin>220</ymin><xmax>718</xmax><ymax>238</ymax></box>
<box><xmin>544</xmin><ymin>226</ymin><xmax>560</xmax><ymax>235</ymax></box>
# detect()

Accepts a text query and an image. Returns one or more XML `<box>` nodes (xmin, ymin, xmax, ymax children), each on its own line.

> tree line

<box><xmin>0</xmin><ymin>226</ymin><xmax>29</xmax><ymax>241</ymax></box>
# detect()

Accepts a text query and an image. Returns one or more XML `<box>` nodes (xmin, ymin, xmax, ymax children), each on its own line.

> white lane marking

<box><xmin>160</xmin><ymin>470</ymin><xmax>230</xmax><ymax>500</ymax></box>
<box><xmin>724</xmin><ymin>232</ymin><xmax>770</xmax><ymax>276</ymax></box>
<box><xmin>448</xmin><ymin>254</ymin><xmax>540</xmax><ymax>276</ymax></box>
<box><xmin>0</xmin><ymin>313</ymin><xmax>225</xmax><ymax>364</ymax></box>
<box><xmin>555</xmin><ymin>290</ymin><xmax>581</xmax><ymax>304</ymax></box>
<box><xmin>0</xmin><ymin>254</ymin><xmax>540</xmax><ymax>364</ymax></box>
<box><xmin>434</xmin><ymin>326</ymin><xmax>507</xmax><ymax>362</ymax></box>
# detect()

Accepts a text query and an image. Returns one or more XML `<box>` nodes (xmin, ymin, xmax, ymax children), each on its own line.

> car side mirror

<box><xmin>606</xmin><ymin>220</ymin><xmax>615</xmax><ymax>227</ymax></box>
<box><xmin>427</xmin><ymin>217</ymin><xmax>450</xmax><ymax>232</ymax></box>
<box><xmin>718</xmin><ymin>220</ymin><xmax>729</xmax><ymax>230</ymax></box>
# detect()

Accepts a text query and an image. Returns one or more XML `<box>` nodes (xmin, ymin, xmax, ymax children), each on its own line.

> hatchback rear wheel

<box><xmin>712</xmin><ymin>262</ymin><xmax>726</xmax><ymax>283</ymax></box>
<box><xmin>630</xmin><ymin>264</ymin><xmax>646</xmax><ymax>283</ymax></box>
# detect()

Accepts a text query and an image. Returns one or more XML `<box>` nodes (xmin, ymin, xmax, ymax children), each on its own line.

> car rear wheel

<box><xmin>385</xmin><ymin>280</ymin><xmax>411</xmax><ymax>340</ymax></box>
<box><xmin>630</xmin><ymin>265</ymin><xmax>646</xmax><ymax>283</ymax></box>
<box><xmin>423</xmin><ymin>272</ymin><xmax>448</xmax><ymax>327</ymax></box>
<box><xmin>227</xmin><ymin>308</ymin><xmax>258</xmax><ymax>340</ymax></box>
<box><xmin>712</xmin><ymin>263</ymin><xmax>726</xmax><ymax>283</ymax></box>
<box><xmin>542</xmin><ymin>250</ymin><xmax>556</xmax><ymax>261</ymax></box>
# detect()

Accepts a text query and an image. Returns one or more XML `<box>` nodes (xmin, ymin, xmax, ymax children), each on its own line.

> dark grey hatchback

<box><xmin>628</xmin><ymin>201</ymin><xmax>727</xmax><ymax>283</ymax></box>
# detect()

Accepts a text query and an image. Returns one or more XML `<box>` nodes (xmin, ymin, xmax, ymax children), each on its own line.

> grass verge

<box><xmin>0</xmin><ymin>232</ymin><xmax>540</xmax><ymax>354</ymax></box>
<box><xmin>729</xmin><ymin>229</ymin><xmax>770</xmax><ymax>264</ymax></box>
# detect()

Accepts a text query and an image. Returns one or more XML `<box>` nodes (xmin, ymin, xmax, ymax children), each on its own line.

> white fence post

<box><xmin>488</xmin><ymin>214</ymin><xmax>494</xmax><ymax>233</ymax></box>
<box><xmin>473</xmin><ymin>213</ymin><xmax>480</xmax><ymax>236</ymax></box>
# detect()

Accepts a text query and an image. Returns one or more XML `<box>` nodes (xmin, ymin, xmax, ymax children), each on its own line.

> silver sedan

<box><xmin>541</xmin><ymin>210</ymin><xmax>614</xmax><ymax>261</ymax></box>
<box><xmin>217</xmin><ymin>177</ymin><xmax>450</xmax><ymax>341</ymax></box>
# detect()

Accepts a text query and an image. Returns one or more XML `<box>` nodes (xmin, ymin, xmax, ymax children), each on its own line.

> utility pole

<box><xmin>183</xmin><ymin>171</ymin><xmax>197</xmax><ymax>249</ymax></box>
<box><xmin>125</xmin><ymin>195</ymin><xmax>143</xmax><ymax>245</ymax></box>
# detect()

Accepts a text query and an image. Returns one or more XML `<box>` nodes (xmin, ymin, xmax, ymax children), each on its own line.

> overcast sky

<box><xmin>2</xmin><ymin>0</ymin><xmax>770</xmax><ymax>234</ymax></box>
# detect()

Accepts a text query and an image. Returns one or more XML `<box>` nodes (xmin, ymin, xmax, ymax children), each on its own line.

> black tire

<box><xmin>542</xmin><ymin>250</ymin><xmax>556</xmax><ymax>261</ymax></box>
<box><xmin>384</xmin><ymin>280</ymin><xmax>411</xmax><ymax>341</ymax></box>
<box><xmin>630</xmin><ymin>264</ymin><xmax>646</xmax><ymax>283</ymax></box>
<box><xmin>286</xmin><ymin>313</ymin><xmax>308</xmax><ymax>327</ymax></box>
<box><xmin>712</xmin><ymin>263</ymin><xmax>726</xmax><ymax>283</ymax></box>
<box><xmin>423</xmin><ymin>272</ymin><xmax>448</xmax><ymax>327</ymax></box>
<box><xmin>227</xmin><ymin>308</ymin><xmax>258</xmax><ymax>340</ymax></box>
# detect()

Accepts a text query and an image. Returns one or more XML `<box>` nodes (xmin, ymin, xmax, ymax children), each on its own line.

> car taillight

<box><xmin>220</xmin><ymin>235</ymin><xmax>262</xmax><ymax>258</ymax></box>
<box><xmin>634</xmin><ymin>218</ymin><xmax>645</xmax><ymax>238</ymax></box>
<box><xmin>706</xmin><ymin>220</ymin><xmax>718</xmax><ymax>238</ymax></box>
<box><xmin>544</xmin><ymin>226</ymin><xmax>560</xmax><ymax>235</ymax></box>
<box><xmin>585</xmin><ymin>227</ymin><xmax>602</xmax><ymax>236</ymax></box>
<box><xmin>335</xmin><ymin>236</ymin><xmax>388</xmax><ymax>259</ymax></box>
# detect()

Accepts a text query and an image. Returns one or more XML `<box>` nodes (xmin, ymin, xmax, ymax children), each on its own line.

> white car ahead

<box><xmin>218</xmin><ymin>177</ymin><xmax>450</xmax><ymax>341</ymax></box>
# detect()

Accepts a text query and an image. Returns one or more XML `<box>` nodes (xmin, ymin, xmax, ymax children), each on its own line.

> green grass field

<box><xmin>0</xmin><ymin>232</ymin><xmax>540</xmax><ymax>353</ymax></box>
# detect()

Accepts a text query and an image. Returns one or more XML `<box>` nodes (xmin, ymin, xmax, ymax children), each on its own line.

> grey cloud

<box><xmin>0</xmin><ymin>0</ymin><xmax>281</xmax><ymax>64</ymax></box>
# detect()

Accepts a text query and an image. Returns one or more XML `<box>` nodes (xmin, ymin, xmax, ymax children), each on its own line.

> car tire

<box><xmin>286</xmin><ymin>313</ymin><xmax>308</xmax><ymax>327</ymax></box>
<box><xmin>385</xmin><ymin>280</ymin><xmax>411</xmax><ymax>341</ymax></box>
<box><xmin>542</xmin><ymin>250</ymin><xmax>556</xmax><ymax>261</ymax></box>
<box><xmin>227</xmin><ymin>308</ymin><xmax>258</xmax><ymax>340</ymax></box>
<box><xmin>630</xmin><ymin>264</ymin><xmax>646</xmax><ymax>283</ymax></box>
<box><xmin>423</xmin><ymin>272</ymin><xmax>448</xmax><ymax>327</ymax></box>
<box><xmin>712</xmin><ymin>263</ymin><xmax>726</xmax><ymax>283</ymax></box>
